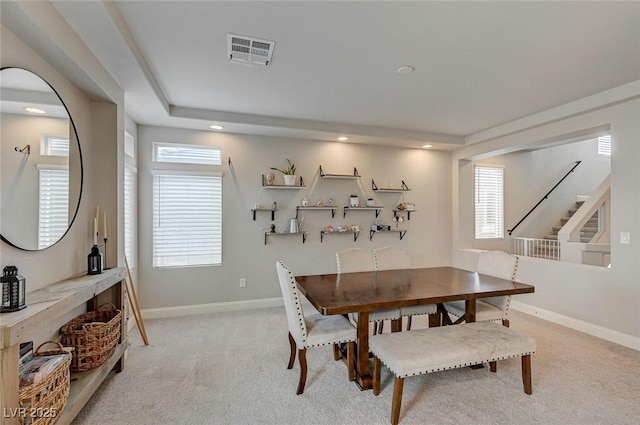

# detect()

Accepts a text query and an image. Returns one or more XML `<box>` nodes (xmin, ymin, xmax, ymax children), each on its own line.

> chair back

<box><xmin>276</xmin><ymin>261</ymin><xmax>308</xmax><ymax>346</ymax></box>
<box><xmin>374</xmin><ymin>246</ymin><xmax>412</xmax><ymax>271</ymax></box>
<box><xmin>336</xmin><ymin>248</ymin><xmax>375</xmax><ymax>273</ymax></box>
<box><xmin>476</xmin><ymin>250</ymin><xmax>519</xmax><ymax>311</ymax></box>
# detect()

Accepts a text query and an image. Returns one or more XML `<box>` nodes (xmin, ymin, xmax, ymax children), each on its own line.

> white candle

<box><xmin>103</xmin><ymin>212</ymin><xmax>107</xmax><ymax>239</ymax></box>
<box><xmin>93</xmin><ymin>217</ymin><xmax>97</xmax><ymax>245</ymax></box>
<box><xmin>96</xmin><ymin>206</ymin><xmax>100</xmax><ymax>223</ymax></box>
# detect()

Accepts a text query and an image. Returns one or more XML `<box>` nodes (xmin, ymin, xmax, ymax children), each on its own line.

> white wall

<box><xmin>468</xmin><ymin>137</ymin><xmax>610</xmax><ymax>252</ymax></box>
<box><xmin>136</xmin><ymin>126</ymin><xmax>453</xmax><ymax>309</ymax></box>
<box><xmin>1</xmin><ymin>24</ymin><xmax>123</xmax><ymax>291</ymax></box>
<box><xmin>453</xmin><ymin>92</ymin><xmax>640</xmax><ymax>346</ymax></box>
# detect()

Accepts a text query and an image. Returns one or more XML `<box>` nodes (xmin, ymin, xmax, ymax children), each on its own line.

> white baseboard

<box><xmin>141</xmin><ymin>297</ymin><xmax>284</xmax><ymax>320</ymax></box>
<box><xmin>511</xmin><ymin>300</ymin><xmax>640</xmax><ymax>351</ymax></box>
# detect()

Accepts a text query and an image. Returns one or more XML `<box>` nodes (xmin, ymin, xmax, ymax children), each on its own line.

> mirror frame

<box><xmin>0</xmin><ymin>67</ymin><xmax>84</xmax><ymax>251</ymax></box>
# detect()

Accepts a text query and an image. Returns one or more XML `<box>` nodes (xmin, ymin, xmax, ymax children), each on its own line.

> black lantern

<box><xmin>1</xmin><ymin>266</ymin><xmax>26</xmax><ymax>312</ymax></box>
<box><xmin>87</xmin><ymin>245</ymin><xmax>104</xmax><ymax>275</ymax></box>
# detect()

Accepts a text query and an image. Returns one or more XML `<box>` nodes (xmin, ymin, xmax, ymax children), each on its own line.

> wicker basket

<box><xmin>60</xmin><ymin>303</ymin><xmax>121</xmax><ymax>372</ymax></box>
<box><xmin>19</xmin><ymin>341</ymin><xmax>71</xmax><ymax>425</ymax></box>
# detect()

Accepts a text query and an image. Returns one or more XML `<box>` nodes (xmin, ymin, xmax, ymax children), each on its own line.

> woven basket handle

<box><xmin>34</xmin><ymin>340</ymin><xmax>65</xmax><ymax>355</ymax></box>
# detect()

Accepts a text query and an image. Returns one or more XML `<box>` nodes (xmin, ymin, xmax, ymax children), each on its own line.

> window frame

<box><xmin>474</xmin><ymin>164</ymin><xmax>505</xmax><ymax>240</ymax></box>
<box><xmin>152</xmin><ymin>169</ymin><xmax>223</xmax><ymax>268</ymax></box>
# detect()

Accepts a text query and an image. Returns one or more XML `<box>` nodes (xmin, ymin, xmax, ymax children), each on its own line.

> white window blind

<box><xmin>153</xmin><ymin>143</ymin><xmax>222</xmax><ymax>165</ymax></box>
<box><xmin>124</xmin><ymin>165</ymin><xmax>137</xmax><ymax>270</ymax></box>
<box><xmin>41</xmin><ymin>135</ymin><xmax>69</xmax><ymax>157</ymax></box>
<box><xmin>153</xmin><ymin>172</ymin><xmax>222</xmax><ymax>267</ymax></box>
<box><xmin>475</xmin><ymin>165</ymin><xmax>504</xmax><ymax>239</ymax></box>
<box><xmin>597</xmin><ymin>135</ymin><xmax>611</xmax><ymax>156</ymax></box>
<box><xmin>38</xmin><ymin>165</ymin><xmax>69</xmax><ymax>249</ymax></box>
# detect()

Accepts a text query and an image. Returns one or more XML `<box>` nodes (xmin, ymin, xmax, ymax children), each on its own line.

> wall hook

<box><xmin>15</xmin><ymin>145</ymin><xmax>30</xmax><ymax>154</ymax></box>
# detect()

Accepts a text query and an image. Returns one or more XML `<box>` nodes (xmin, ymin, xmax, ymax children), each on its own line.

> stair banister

<box><xmin>507</xmin><ymin>161</ymin><xmax>581</xmax><ymax>236</ymax></box>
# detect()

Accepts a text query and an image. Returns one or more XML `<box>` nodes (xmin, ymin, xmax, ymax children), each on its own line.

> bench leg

<box><xmin>502</xmin><ymin>319</ymin><xmax>510</xmax><ymax>328</ymax></box>
<box><xmin>391</xmin><ymin>319</ymin><xmax>402</xmax><ymax>333</ymax></box>
<box><xmin>406</xmin><ymin>316</ymin><xmax>412</xmax><ymax>330</ymax></box>
<box><xmin>489</xmin><ymin>361</ymin><xmax>497</xmax><ymax>372</ymax></box>
<box><xmin>522</xmin><ymin>354</ymin><xmax>532</xmax><ymax>395</ymax></box>
<box><xmin>373</xmin><ymin>355</ymin><xmax>381</xmax><ymax>395</ymax></box>
<box><xmin>391</xmin><ymin>376</ymin><xmax>404</xmax><ymax>425</ymax></box>
<box><xmin>428</xmin><ymin>313</ymin><xmax>441</xmax><ymax>327</ymax></box>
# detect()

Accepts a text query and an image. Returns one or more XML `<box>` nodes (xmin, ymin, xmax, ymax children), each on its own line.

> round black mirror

<box><xmin>1</xmin><ymin>67</ymin><xmax>83</xmax><ymax>250</ymax></box>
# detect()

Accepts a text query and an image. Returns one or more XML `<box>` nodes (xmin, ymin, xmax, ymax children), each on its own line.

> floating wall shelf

<box><xmin>265</xmin><ymin>231</ymin><xmax>307</xmax><ymax>245</ymax></box>
<box><xmin>262</xmin><ymin>174</ymin><xmax>305</xmax><ymax>188</ymax></box>
<box><xmin>296</xmin><ymin>206</ymin><xmax>338</xmax><ymax>219</ymax></box>
<box><xmin>251</xmin><ymin>208</ymin><xmax>277</xmax><ymax>221</ymax></box>
<box><xmin>393</xmin><ymin>209</ymin><xmax>417</xmax><ymax>220</ymax></box>
<box><xmin>343</xmin><ymin>206</ymin><xmax>383</xmax><ymax>218</ymax></box>
<box><xmin>319</xmin><ymin>165</ymin><xmax>360</xmax><ymax>179</ymax></box>
<box><xmin>369</xmin><ymin>229</ymin><xmax>407</xmax><ymax>241</ymax></box>
<box><xmin>371</xmin><ymin>179</ymin><xmax>411</xmax><ymax>192</ymax></box>
<box><xmin>321</xmin><ymin>230</ymin><xmax>360</xmax><ymax>243</ymax></box>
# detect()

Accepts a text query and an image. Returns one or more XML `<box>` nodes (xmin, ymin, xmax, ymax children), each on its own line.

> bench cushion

<box><xmin>369</xmin><ymin>321</ymin><xmax>535</xmax><ymax>378</ymax></box>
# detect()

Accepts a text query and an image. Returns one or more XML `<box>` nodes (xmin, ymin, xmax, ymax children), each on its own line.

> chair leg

<box><xmin>333</xmin><ymin>343</ymin><xmax>341</xmax><ymax>361</ymax></box>
<box><xmin>502</xmin><ymin>319</ymin><xmax>510</xmax><ymax>328</ymax></box>
<box><xmin>391</xmin><ymin>376</ymin><xmax>404</xmax><ymax>425</ymax></box>
<box><xmin>287</xmin><ymin>332</ymin><xmax>296</xmax><ymax>369</ymax></box>
<box><xmin>378</xmin><ymin>320</ymin><xmax>384</xmax><ymax>334</ymax></box>
<box><xmin>347</xmin><ymin>341</ymin><xmax>356</xmax><ymax>382</ymax></box>
<box><xmin>522</xmin><ymin>354</ymin><xmax>532</xmax><ymax>395</ymax></box>
<box><xmin>373</xmin><ymin>355</ymin><xmax>381</xmax><ymax>395</ymax></box>
<box><xmin>428</xmin><ymin>313</ymin><xmax>441</xmax><ymax>327</ymax></box>
<box><xmin>489</xmin><ymin>361</ymin><xmax>497</xmax><ymax>372</ymax></box>
<box><xmin>296</xmin><ymin>348</ymin><xmax>308</xmax><ymax>395</ymax></box>
<box><xmin>406</xmin><ymin>316</ymin><xmax>412</xmax><ymax>330</ymax></box>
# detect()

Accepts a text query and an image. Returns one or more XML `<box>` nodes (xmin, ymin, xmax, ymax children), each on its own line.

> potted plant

<box><xmin>270</xmin><ymin>159</ymin><xmax>297</xmax><ymax>186</ymax></box>
<box><xmin>350</xmin><ymin>194</ymin><xmax>359</xmax><ymax>207</ymax></box>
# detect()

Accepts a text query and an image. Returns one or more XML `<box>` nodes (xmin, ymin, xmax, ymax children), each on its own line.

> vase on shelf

<box><xmin>283</xmin><ymin>175</ymin><xmax>296</xmax><ymax>186</ymax></box>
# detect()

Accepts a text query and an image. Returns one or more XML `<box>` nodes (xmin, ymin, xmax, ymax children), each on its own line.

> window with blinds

<box><xmin>153</xmin><ymin>142</ymin><xmax>222</xmax><ymax>165</ymax></box>
<box><xmin>153</xmin><ymin>171</ymin><xmax>222</xmax><ymax>267</ymax></box>
<box><xmin>124</xmin><ymin>165</ymin><xmax>137</xmax><ymax>270</ymax></box>
<box><xmin>41</xmin><ymin>135</ymin><xmax>69</xmax><ymax>156</ymax></box>
<box><xmin>38</xmin><ymin>165</ymin><xmax>69</xmax><ymax>249</ymax></box>
<box><xmin>597</xmin><ymin>135</ymin><xmax>611</xmax><ymax>156</ymax></box>
<box><xmin>475</xmin><ymin>165</ymin><xmax>504</xmax><ymax>239</ymax></box>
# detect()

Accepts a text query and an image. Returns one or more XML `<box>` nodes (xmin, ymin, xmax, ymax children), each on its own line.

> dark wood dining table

<box><xmin>295</xmin><ymin>266</ymin><xmax>535</xmax><ymax>390</ymax></box>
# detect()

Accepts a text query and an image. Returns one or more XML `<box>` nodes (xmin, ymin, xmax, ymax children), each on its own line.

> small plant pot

<box><xmin>283</xmin><ymin>175</ymin><xmax>296</xmax><ymax>186</ymax></box>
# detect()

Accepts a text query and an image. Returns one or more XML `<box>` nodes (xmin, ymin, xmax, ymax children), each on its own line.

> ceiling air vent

<box><xmin>227</xmin><ymin>33</ymin><xmax>275</xmax><ymax>66</ymax></box>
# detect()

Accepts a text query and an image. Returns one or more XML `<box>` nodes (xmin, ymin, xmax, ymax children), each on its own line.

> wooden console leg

<box><xmin>522</xmin><ymin>355</ymin><xmax>532</xmax><ymax>395</ymax></box>
<box><xmin>391</xmin><ymin>376</ymin><xmax>404</xmax><ymax>425</ymax></box>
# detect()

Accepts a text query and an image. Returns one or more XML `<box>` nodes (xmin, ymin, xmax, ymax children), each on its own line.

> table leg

<box><xmin>465</xmin><ymin>299</ymin><xmax>484</xmax><ymax>369</ymax></box>
<box><xmin>355</xmin><ymin>311</ymin><xmax>373</xmax><ymax>390</ymax></box>
<box><xmin>465</xmin><ymin>299</ymin><xmax>476</xmax><ymax>323</ymax></box>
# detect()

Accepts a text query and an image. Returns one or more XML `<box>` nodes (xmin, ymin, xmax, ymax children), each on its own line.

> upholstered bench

<box><xmin>370</xmin><ymin>321</ymin><xmax>536</xmax><ymax>425</ymax></box>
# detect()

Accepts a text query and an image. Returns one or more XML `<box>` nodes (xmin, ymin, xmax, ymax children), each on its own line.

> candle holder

<box><xmin>103</xmin><ymin>238</ymin><xmax>108</xmax><ymax>270</ymax></box>
<box><xmin>87</xmin><ymin>245</ymin><xmax>104</xmax><ymax>275</ymax></box>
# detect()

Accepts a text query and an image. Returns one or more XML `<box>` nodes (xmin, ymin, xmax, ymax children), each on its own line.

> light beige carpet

<box><xmin>71</xmin><ymin>308</ymin><xmax>640</xmax><ymax>425</ymax></box>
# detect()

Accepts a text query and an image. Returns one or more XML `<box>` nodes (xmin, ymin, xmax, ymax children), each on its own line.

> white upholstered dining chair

<box><xmin>374</xmin><ymin>246</ymin><xmax>438</xmax><ymax>330</ymax></box>
<box><xmin>443</xmin><ymin>250</ymin><xmax>519</xmax><ymax>327</ymax></box>
<box><xmin>276</xmin><ymin>261</ymin><xmax>356</xmax><ymax>395</ymax></box>
<box><xmin>336</xmin><ymin>248</ymin><xmax>402</xmax><ymax>334</ymax></box>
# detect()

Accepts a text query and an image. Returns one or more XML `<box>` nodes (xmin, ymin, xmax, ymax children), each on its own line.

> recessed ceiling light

<box><xmin>24</xmin><ymin>107</ymin><xmax>46</xmax><ymax>114</ymax></box>
<box><xmin>210</xmin><ymin>125</ymin><xmax>224</xmax><ymax>130</ymax></box>
<box><xmin>337</xmin><ymin>136</ymin><xmax>349</xmax><ymax>141</ymax></box>
<box><xmin>422</xmin><ymin>144</ymin><xmax>433</xmax><ymax>149</ymax></box>
<box><xmin>397</xmin><ymin>66</ymin><xmax>414</xmax><ymax>75</ymax></box>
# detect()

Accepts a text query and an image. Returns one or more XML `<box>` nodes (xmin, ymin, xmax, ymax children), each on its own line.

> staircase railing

<box><xmin>507</xmin><ymin>161</ymin><xmax>581</xmax><ymax>235</ymax></box>
<box><xmin>512</xmin><ymin>237</ymin><xmax>560</xmax><ymax>261</ymax></box>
